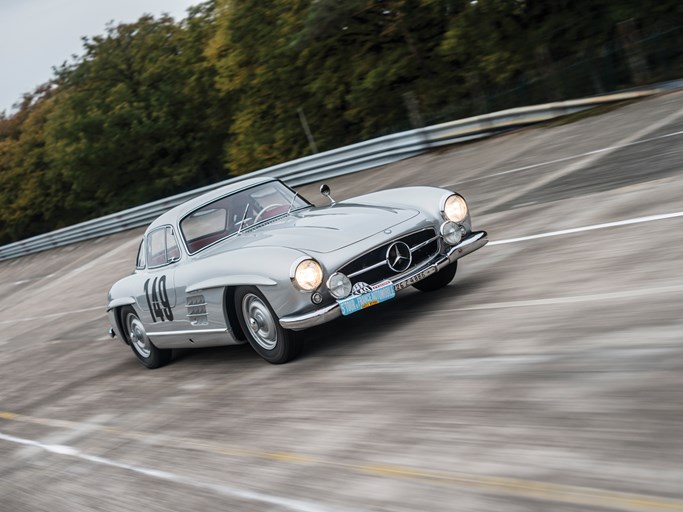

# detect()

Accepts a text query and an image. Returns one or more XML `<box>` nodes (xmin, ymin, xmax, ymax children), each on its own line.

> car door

<box><xmin>136</xmin><ymin>226</ymin><xmax>179</xmax><ymax>332</ymax></box>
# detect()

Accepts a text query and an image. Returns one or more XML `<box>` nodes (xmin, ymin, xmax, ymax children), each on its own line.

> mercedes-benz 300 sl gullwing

<box><xmin>107</xmin><ymin>177</ymin><xmax>488</xmax><ymax>367</ymax></box>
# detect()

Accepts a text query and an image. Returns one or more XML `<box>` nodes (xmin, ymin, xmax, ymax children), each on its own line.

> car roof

<box><xmin>145</xmin><ymin>176</ymin><xmax>277</xmax><ymax>235</ymax></box>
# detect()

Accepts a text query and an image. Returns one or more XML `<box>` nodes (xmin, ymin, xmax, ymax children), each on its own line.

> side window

<box><xmin>166</xmin><ymin>228</ymin><xmax>180</xmax><ymax>262</ymax></box>
<box><xmin>147</xmin><ymin>229</ymin><xmax>167</xmax><ymax>268</ymax></box>
<box><xmin>146</xmin><ymin>227</ymin><xmax>181</xmax><ymax>268</ymax></box>
<box><xmin>136</xmin><ymin>240</ymin><xmax>145</xmax><ymax>269</ymax></box>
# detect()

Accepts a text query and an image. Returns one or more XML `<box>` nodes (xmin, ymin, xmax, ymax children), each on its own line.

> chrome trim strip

<box><xmin>186</xmin><ymin>313</ymin><xmax>208</xmax><ymax>318</ymax></box>
<box><xmin>279</xmin><ymin>303</ymin><xmax>341</xmax><ymax>331</ymax></box>
<box><xmin>347</xmin><ymin>259</ymin><xmax>386</xmax><ymax>278</ymax></box>
<box><xmin>409</xmin><ymin>235</ymin><xmax>439</xmax><ymax>253</ymax></box>
<box><xmin>147</xmin><ymin>328</ymin><xmax>228</xmax><ymax>337</ymax></box>
<box><xmin>280</xmin><ymin>231</ymin><xmax>488</xmax><ymax>331</ymax></box>
<box><xmin>439</xmin><ymin>230</ymin><xmax>488</xmax><ymax>268</ymax></box>
<box><xmin>185</xmin><ymin>303</ymin><xmax>208</xmax><ymax>308</ymax></box>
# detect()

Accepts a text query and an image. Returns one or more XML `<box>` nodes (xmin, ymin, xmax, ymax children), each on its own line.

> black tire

<box><xmin>413</xmin><ymin>261</ymin><xmax>458</xmax><ymax>292</ymax></box>
<box><xmin>234</xmin><ymin>286</ymin><xmax>302</xmax><ymax>364</ymax></box>
<box><xmin>120</xmin><ymin>306</ymin><xmax>172</xmax><ymax>369</ymax></box>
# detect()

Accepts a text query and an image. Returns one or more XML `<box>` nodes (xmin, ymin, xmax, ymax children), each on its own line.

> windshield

<box><xmin>180</xmin><ymin>181</ymin><xmax>311</xmax><ymax>254</ymax></box>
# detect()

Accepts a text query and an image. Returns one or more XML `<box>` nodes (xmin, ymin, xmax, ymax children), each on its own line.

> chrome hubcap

<box><xmin>127</xmin><ymin>315</ymin><xmax>151</xmax><ymax>358</ymax></box>
<box><xmin>242</xmin><ymin>293</ymin><xmax>277</xmax><ymax>350</ymax></box>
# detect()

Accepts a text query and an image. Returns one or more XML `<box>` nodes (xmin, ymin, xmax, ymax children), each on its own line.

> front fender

<box><xmin>350</xmin><ymin>186</ymin><xmax>473</xmax><ymax>231</ymax></box>
<box><xmin>107</xmin><ymin>296</ymin><xmax>136</xmax><ymax>311</ymax></box>
<box><xmin>106</xmin><ymin>300</ymin><xmax>136</xmax><ymax>345</ymax></box>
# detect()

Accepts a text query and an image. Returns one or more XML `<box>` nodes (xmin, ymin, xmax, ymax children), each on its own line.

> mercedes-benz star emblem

<box><xmin>386</xmin><ymin>241</ymin><xmax>412</xmax><ymax>273</ymax></box>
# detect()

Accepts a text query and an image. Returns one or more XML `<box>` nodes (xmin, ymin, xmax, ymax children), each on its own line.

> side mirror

<box><xmin>319</xmin><ymin>183</ymin><xmax>336</xmax><ymax>205</ymax></box>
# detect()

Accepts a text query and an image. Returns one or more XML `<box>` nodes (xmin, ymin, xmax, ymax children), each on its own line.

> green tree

<box><xmin>209</xmin><ymin>0</ymin><xmax>313</xmax><ymax>174</ymax></box>
<box><xmin>45</xmin><ymin>2</ymin><xmax>229</xmax><ymax>219</ymax></box>
<box><xmin>211</xmin><ymin>0</ymin><xmax>463</xmax><ymax>172</ymax></box>
<box><xmin>0</xmin><ymin>86</ymin><xmax>70</xmax><ymax>244</ymax></box>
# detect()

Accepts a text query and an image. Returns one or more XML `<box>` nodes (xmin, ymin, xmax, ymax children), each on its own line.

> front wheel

<box><xmin>120</xmin><ymin>306</ymin><xmax>172</xmax><ymax>369</ymax></box>
<box><xmin>413</xmin><ymin>261</ymin><xmax>458</xmax><ymax>292</ymax></box>
<box><xmin>235</xmin><ymin>286</ymin><xmax>302</xmax><ymax>364</ymax></box>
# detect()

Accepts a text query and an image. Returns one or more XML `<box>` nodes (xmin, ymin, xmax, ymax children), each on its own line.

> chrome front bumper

<box><xmin>279</xmin><ymin>231</ymin><xmax>488</xmax><ymax>331</ymax></box>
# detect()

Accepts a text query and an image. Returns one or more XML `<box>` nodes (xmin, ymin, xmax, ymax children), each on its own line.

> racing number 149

<box><xmin>144</xmin><ymin>276</ymin><xmax>173</xmax><ymax>322</ymax></box>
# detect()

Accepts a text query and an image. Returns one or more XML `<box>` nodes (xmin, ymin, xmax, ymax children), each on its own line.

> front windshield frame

<box><xmin>179</xmin><ymin>180</ymin><xmax>312</xmax><ymax>255</ymax></box>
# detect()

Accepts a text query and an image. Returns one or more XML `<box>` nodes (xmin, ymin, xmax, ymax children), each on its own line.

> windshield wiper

<box><xmin>236</xmin><ymin>204</ymin><xmax>249</xmax><ymax>235</ymax></box>
<box><xmin>287</xmin><ymin>191</ymin><xmax>300</xmax><ymax>215</ymax></box>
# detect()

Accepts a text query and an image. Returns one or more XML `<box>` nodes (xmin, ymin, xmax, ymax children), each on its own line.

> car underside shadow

<box><xmin>170</xmin><ymin>343</ymin><xmax>255</xmax><ymax>366</ymax></box>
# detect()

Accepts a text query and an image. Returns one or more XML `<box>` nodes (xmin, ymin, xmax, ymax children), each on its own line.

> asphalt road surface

<box><xmin>1</xmin><ymin>91</ymin><xmax>682</xmax><ymax>512</ymax></box>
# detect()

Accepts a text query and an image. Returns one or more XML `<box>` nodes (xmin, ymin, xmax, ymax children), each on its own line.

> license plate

<box><xmin>338</xmin><ymin>281</ymin><xmax>396</xmax><ymax>316</ymax></box>
<box><xmin>394</xmin><ymin>266</ymin><xmax>437</xmax><ymax>291</ymax></box>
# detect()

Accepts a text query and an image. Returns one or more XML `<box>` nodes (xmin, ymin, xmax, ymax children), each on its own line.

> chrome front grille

<box><xmin>338</xmin><ymin>228</ymin><xmax>439</xmax><ymax>286</ymax></box>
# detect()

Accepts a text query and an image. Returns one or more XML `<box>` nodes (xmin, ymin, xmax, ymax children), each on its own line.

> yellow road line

<box><xmin>2</xmin><ymin>410</ymin><xmax>682</xmax><ymax>512</ymax></box>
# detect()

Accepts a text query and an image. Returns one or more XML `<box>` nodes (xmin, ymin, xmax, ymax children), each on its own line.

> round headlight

<box><xmin>443</xmin><ymin>194</ymin><xmax>468</xmax><ymax>223</ymax></box>
<box><xmin>293</xmin><ymin>259</ymin><xmax>323</xmax><ymax>291</ymax></box>
<box><xmin>327</xmin><ymin>272</ymin><xmax>352</xmax><ymax>299</ymax></box>
<box><xmin>440</xmin><ymin>221</ymin><xmax>462</xmax><ymax>246</ymax></box>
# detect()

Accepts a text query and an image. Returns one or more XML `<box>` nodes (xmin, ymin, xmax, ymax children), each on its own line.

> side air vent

<box><xmin>186</xmin><ymin>294</ymin><xmax>208</xmax><ymax>326</ymax></box>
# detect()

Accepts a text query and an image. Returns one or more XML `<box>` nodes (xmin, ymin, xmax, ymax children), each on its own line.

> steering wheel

<box><xmin>254</xmin><ymin>203</ymin><xmax>287</xmax><ymax>223</ymax></box>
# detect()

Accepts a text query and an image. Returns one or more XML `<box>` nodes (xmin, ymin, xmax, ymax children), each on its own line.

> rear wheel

<box><xmin>413</xmin><ymin>261</ymin><xmax>458</xmax><ymax>292</ymax></box>
<box><xmin>235</xmin><ymin>286</ymin><xmax>302</xmax><ymax>364</ymax></box>
<box><xmin>120</xmin><ymin>306</ymin><xmax>172</xmax><ymax>369</ymax></box>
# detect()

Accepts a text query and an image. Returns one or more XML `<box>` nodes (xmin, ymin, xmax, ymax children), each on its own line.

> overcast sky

<box><xmin>0</xmin><ymin>0</ymin><xmax>198</xmax><ymax>114</ymax></box>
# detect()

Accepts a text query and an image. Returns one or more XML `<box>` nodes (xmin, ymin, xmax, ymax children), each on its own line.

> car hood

<box><xmin>205</xmin><ymin>203</ymin><xmax>420</xmax><ymax>255</ymax></box>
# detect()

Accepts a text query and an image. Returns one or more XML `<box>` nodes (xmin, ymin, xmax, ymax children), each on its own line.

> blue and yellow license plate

<box><xmin>338</xmin><ymin>281</ymin><xmax>396</xmax><ymax>316</ymax></box>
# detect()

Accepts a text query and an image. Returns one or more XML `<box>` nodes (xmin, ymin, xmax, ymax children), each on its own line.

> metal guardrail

<box><xmin>0</xmin><ymin>90</ymin><xmax>659</xmax><ymax>261</ymax></box>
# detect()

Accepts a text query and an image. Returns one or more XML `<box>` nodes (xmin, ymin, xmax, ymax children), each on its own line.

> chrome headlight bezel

<box><xmin>290</xmin><ymin>257</ymin><xmax>324</xmax><ymax>292</ymax></box>
<box><xmin>440</xmin><ymin>193</ymin><xmax>468</xmax><ymax>223</ymax></box>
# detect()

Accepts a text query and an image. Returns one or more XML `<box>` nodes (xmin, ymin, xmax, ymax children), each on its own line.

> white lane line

<box><xmin>438</xmin><ymin>284</ymin><xmax>683</xmax><ymax>313</ymax></box>
<box><xmin>4</xmin><ymin>273</ymin><xmax>57</xmax><ymax>286</ymax></box>
<box><xmin>483</xmin><ymin>107</ymin><xmax>683</xmax><ymax>211</ymax></box>
<box><xmin>0</xmin><ymin>305</ymin><xmax>102</xmax><ymax>325</ymax></box>
<box><xmin>16</xmin><ymin>414</ymin><xmax>114</xmax><ymax>459</ymax></box>
<box><xmin>0</xmin><ymin>431</ymin><xmax>346</xmax><ymax>512</ymax></box>
<box><xmin>489</xmin><ymin>211</ymin><xmax>683</xmax><ymax>245</ymax></box>
<box><xmin>457</xmin><ymin>129</ymin><xmax>683</xmax><ymax>184</ymax></box>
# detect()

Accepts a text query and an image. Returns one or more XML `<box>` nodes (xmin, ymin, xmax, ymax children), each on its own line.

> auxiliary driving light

<box><xmin>440</xmin><ymin>221</ymin><xmax>463</xmax><ymax>245</ymax></box>
<box><xmin>327</xmin><ymin>272</ymin><xmax>352</xmax><ymax>299</ymax></box>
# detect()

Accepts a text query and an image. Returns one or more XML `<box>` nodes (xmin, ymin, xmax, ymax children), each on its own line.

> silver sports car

<box><xmin>107</xmin><ymin>177</ymin><xmax>488</xmax><ymax>367</ymax></box>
